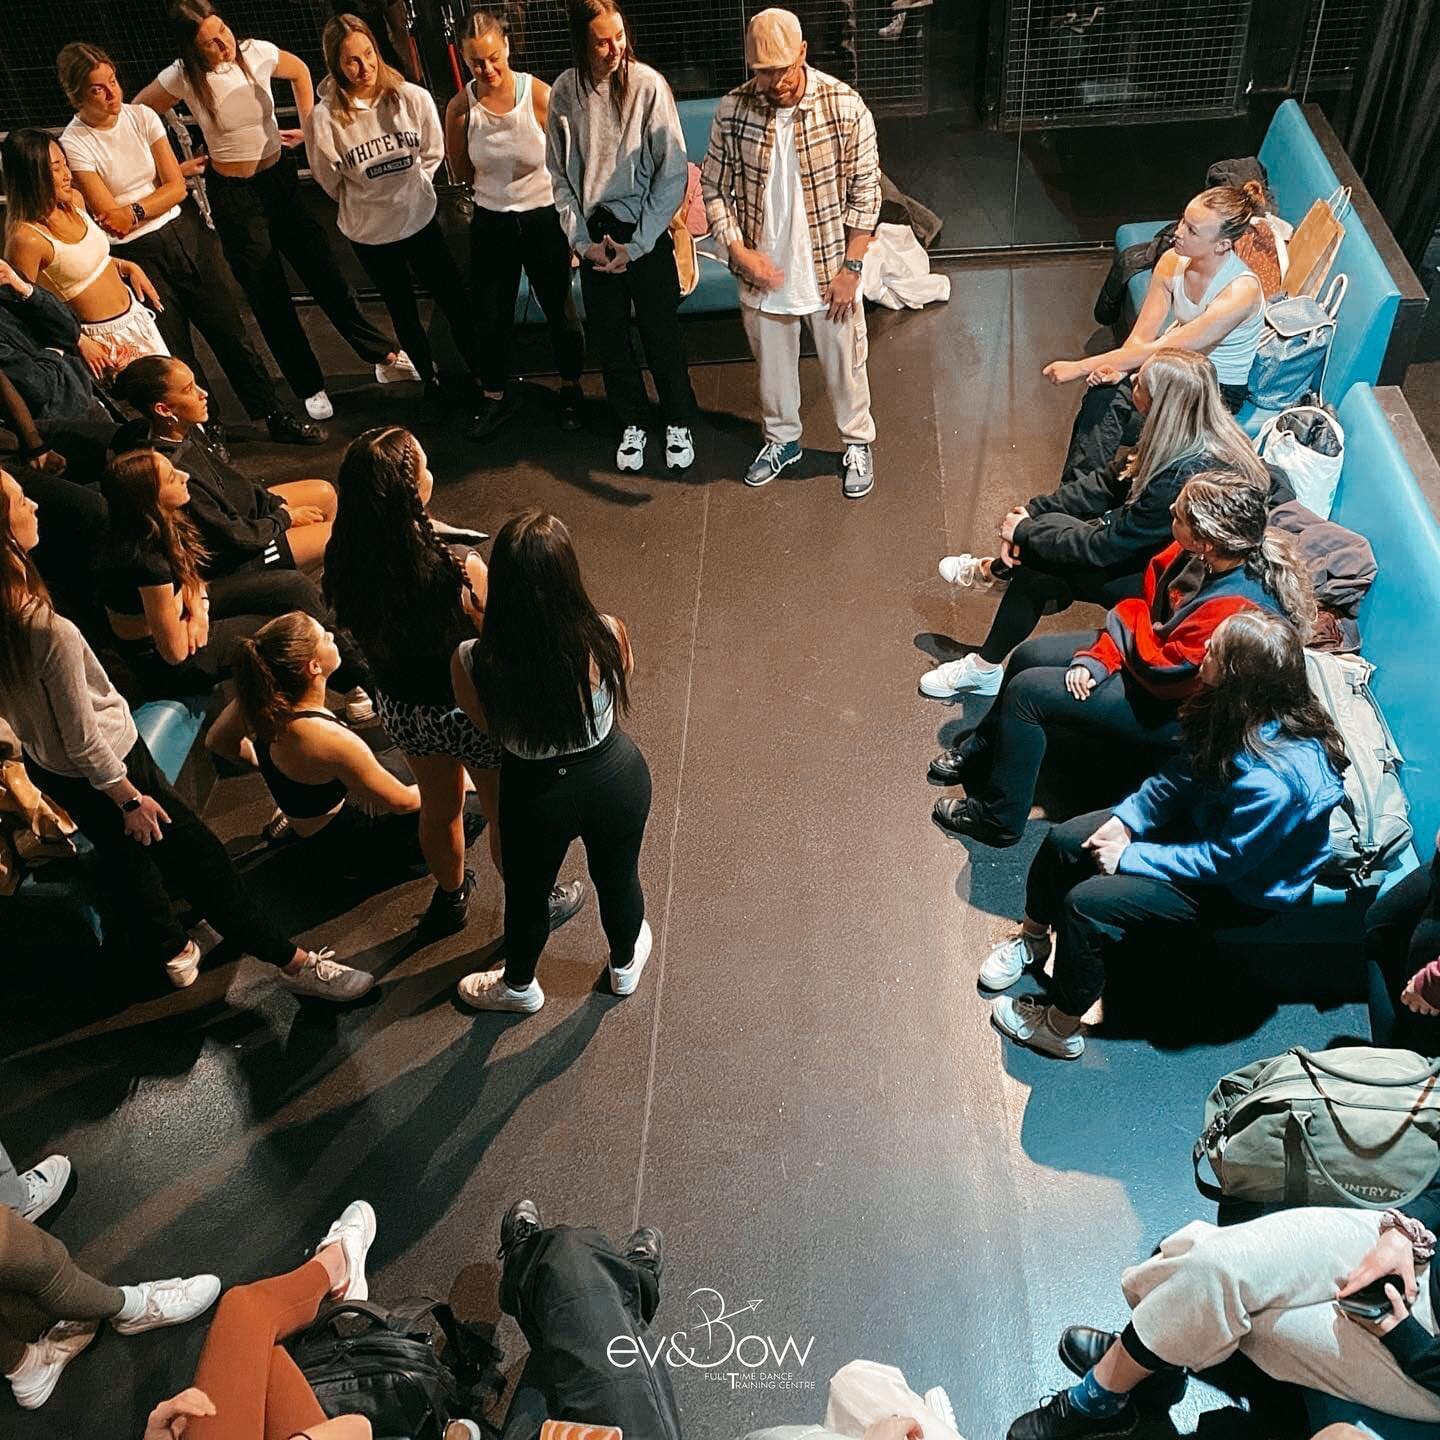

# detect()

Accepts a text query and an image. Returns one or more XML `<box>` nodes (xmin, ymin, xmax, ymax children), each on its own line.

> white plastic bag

<box><xmin>1256</xmin><ymin>404</ymin><xmax>1345</xmax><ymax>518</ymax></box>
<box><xmin>823</xmin><ymin>1360</ymin><xmax>965</xmax><ymax>1440</ymax></box>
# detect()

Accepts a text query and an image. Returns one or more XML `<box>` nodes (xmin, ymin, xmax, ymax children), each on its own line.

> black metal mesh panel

<box><xmin>997</xmin><ymin>0</ymin><xmax>1252</xmax><ymax>129</ymax></box>
<box><xmin>1299</xmin><ymin>0</ymin><xmax>1372</xmax><ymax>84</ymax></box>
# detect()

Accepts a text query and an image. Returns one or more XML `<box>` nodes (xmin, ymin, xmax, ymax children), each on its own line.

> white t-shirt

<box><xmin>156</xmin><ymin>38</ymin><xmax>281</xmax><ymax>165</ymax></box>
<box><xmin>60</xmin><ymin>104</ymin><xmax>181</xmax><ymax>244</ymax></box>
<box><xmin>756</xmin><ymin>106</ymin><xmax>822</xmax><ymax>316</ymax></box>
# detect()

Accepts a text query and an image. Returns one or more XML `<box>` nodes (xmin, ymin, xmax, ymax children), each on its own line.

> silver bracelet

<box><xmin>1381</xmin><ymin>1209</ymin><xmax>1437</xmax><ymax>1263</ymax></box>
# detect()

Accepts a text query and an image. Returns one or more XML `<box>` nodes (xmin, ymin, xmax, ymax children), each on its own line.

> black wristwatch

<box><xmin>131</xmin><ymin>201</ymin><xmax>146</xmax><ymax>226</ymax></box>
<box><xmin>121</xmin><ymin>795</ymin><xmax>143</xmax><ymax>814</ymax></box>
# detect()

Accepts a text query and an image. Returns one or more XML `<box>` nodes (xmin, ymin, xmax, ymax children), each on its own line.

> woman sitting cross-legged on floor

<box><xmin>0</xmin><ymin>469</ymin><xmax>372</xmax><ymax>1000</ymax></box>
<box><xmin>983</xmin><ymin>609</ymin><xmax>1344</xmax><ymax>1062</ymax></box>
<box><xmin>931</xmin><ymin>472</ymin><xmax>1316</xmax><ymax>846</ymax></box>
<box><xmin>923</xmin><ymin>348</ymin><xmax>1275</xmax><ymax>701</ymax></box>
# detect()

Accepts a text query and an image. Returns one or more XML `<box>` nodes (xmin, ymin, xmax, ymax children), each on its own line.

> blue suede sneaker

<box><xmin>744</xmin><ymin>439</ymin><xmax>803</xmax><ymax>487</ymax></box>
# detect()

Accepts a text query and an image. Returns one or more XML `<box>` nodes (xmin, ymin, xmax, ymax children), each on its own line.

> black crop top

<box><xmin>99</xmin><ymin>534</ymin><xmax>177</xmax><ymax>617</ymax></box>
<box><xmin>255</xmin><ymin>711</ymin><xmax>350</xmax><ymax>819</ymax></box>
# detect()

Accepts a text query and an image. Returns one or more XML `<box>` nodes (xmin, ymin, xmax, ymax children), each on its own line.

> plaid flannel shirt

<box><xmin>701</xmin><ymin>68</ymin><xmax>881</xmax><ymax>297</ymax></box>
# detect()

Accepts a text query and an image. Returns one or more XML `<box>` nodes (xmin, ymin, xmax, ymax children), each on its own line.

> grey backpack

<box><xmin>1303</xmin><ymin>648</ymin><xmax>1412</xmax><ymax>886</ymax></box>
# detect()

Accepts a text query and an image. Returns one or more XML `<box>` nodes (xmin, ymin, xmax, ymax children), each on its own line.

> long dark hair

<box><xmin>0</xmin><ymin>129</ymin><xmax>65</xmax><ymax>245</ymax></box>
<box><xmin>0</xmin><ymin>474</ymin><xmax>53</xmax><ymax>688</ymax></box>
<box><xmin>166</xmin><ymin>0</ymin><xmax>256</xmax><ymax>120</ymax></box>
<box><xmin>568</xmin><ymin>0</ymin><xmax>632</xmax><ymax>114</ymax></box>
<box><xmin>469</xmin><ymin>509</ymin><xmax>628</xmax><ymax>754</ymax></box>
<box><xmin>102</xmin><ymin>449</ymin><xmax>207</xmax><ymax>594</ymax></box>
<box><xmin>324</xmin><ymin>426</ymin><xmax>475</xmax><ymax>665</ymax></box>
<box><xmin>1180</xmin><ymin>609</ymin><xmax>1347</xmax><ymax>787</ymax></box>
<box><xmin>112</xmin><ymin>354</ymin><xmax>182</xmax><ymax>421</ymax></box>
<box><xmin>232</xmin><ymin>611</ymin><xmax>321</xmax><ymax>742</ymax></box>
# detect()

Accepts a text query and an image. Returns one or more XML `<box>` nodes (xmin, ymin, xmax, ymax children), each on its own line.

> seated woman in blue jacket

<box><xmin>980</xmin><ymin>607</ymin><xmax>1346</xmax><ymax>1062</ymax></box>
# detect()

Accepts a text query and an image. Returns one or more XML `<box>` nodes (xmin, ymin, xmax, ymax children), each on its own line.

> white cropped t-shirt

<box><xmin>155</xmin><ymin>39</ymin><xmax>282</xmax><ymax>165</ymax></box>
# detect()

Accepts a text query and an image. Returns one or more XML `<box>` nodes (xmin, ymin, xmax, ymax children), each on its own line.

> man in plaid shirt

<box><xmin>701</xmin><ymin>8</ymin><xmax>881</xmax><ymax>499</ymax></box>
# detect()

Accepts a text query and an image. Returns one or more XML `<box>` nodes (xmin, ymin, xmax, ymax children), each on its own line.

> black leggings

<box><xmin>1027</xmin><ymin>807</ymin><xmax>1267</xmax><ymax>1016</ymax></box>
<box><xmin>351</xmin><ymin>217</ymin><xmax>480</xmax><ymax>387</ymax></box>
<box><xmin>499</xmin><ymin>728</ymin><xmax>652</xmax><ymax>988</ymax></box>
<box><xmin>25</xmin><ymin>736</ymin><xmax>296</xmax><ymax>969</ymax></box>
<box><xmin>1365</xmin><ymin>847</ymin><xmax>1440</xmax><ymax>1052</ymax></box>
<box><xmin>978</xmin><ymin>558</ymin><xmax>1147</xmax><ymax>664</ymax></box>
<box><xmin>471</xmin><ymin>202</ymin><xmax>584</xmax><ymax>394</ymax></box>
<box><xmin>955</xmin><ymin>631</ymin><xmax>1182</xmax><ymax>841</ymax></box>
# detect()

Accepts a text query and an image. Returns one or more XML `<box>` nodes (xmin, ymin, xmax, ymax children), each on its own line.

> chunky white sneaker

<box><xmin>278</xmin><ymin>949</ymin><xmax>376</xmax><ymax>1003</ymax></box>
<box><xmin>305</xmin><ymin>390</ymin><xmax>334</xmax><ymax>422</ymax></box>
<box><xmin>979</xmin><ymin>930</ymin><xmax>1053</xmax><ymax>990</ymax></box>
<box><xmin>164</xmin><ymin>940</ymin><xmax>202</xmax><ymax>988</ymax></box>
<box><xmin>925</xmin><ymin>1386</ymin><xmax>958</xmax><ymax>1433</ymax></box>
<box><xmin>317</xmin><ymin>1199</ymin><xmax>377</xmax><ymax>1302</ymax></box>
<box><xmin>617</xmin><ymin>426</ymin><xmax>647</xmax><ymax>472</ymax></box>
<box><xmin>8</xmin><ymin>1322</ymin><xmax>98</xmax><ymax>1409</ymax></box>
<box><xmin>111</xmin><ymin>1275</ymin><xmax>222</xmax><ymax>1335</ymax></box>
<box><xmin>609</xmin><ymin>919</ymin><xmax>653</xmax><ymax>997</ymax></box>
<box><xmin>991</xmin><ymin>994</ymin><xmax>1085</xmax><ymax>1060</ymax></box>
<box><xmin>665</xmin><ymin>426</ymin><xmax>694</xmax><ymax>471</ymax></box>
<box><xmin>918</xmin><ymin>653</ymin><xmax>1004</xmax><ymax>699</ymax></box>
<box><xmin>939</xmin><ymin>553</ymin><xmax>999</xmax><ymax>589</ymax></box>
<box><xmin>342</xmin><ymin>687</ymin><xmax>376</xmax><ymax>726</ymax></box>
<box><xmin>457</xmin><ymin>970</ymin><xmax>545</xmax><ymax>1014</ymax></box>
<box><xmin>18</xmin><ymin>1155</ymin><xmax>71</xmax><ymax>1223</ymax></box>
<box><xmin>375</xmin><ymin>351</ymin><xmax>422</xmax><ymax>384</ymax></box>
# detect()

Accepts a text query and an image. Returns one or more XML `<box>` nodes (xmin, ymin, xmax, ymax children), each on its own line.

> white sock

<box><xmin>115</xmin><ymin>1285</ymin><xmax>145</xmax><ymax>1323</ymax></box>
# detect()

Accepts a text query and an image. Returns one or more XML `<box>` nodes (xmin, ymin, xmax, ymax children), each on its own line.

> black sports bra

<box><xmin>255</xmin><ymin>711</ymin><xmax>349</xmax><ymax>819</ymax></box>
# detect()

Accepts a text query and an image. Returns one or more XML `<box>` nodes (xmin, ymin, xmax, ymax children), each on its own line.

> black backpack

<box><xmin>285</xmin><ymin>1298</ymin><xmax>487</xmax><ymax>1440</ymax></box>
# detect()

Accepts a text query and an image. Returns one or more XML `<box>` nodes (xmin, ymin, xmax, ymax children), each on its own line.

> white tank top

<box><xmin>467</xmin><ymin>72</ymin><xmax>553</xmax><ymax>214</ymax></box>
<box><xmin>25</xmin><ymin>206</ymin><xmax>111</xmax><ymax>301</ymax></box>
<box><xmin>1167</xmin><ymin>250</ymin><xmax>1264</xmax><ymax>387</ymax></box>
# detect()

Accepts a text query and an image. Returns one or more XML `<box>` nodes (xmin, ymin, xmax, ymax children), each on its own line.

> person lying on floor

<box><xmin>1366</xmin><ymin>831</ymin><xmax>1440</xmax><ymax>1055</ymax></box>
<box><xmin>924</xmin><ymin>348</ymin><xmax>1274</xmax><ymax>701</ymax></box>
<box><xmin>136</xmin><ymin>1198</ymin><xmax>379</xmax><ymax>1440</ymax></box>
<box><xmin>1042</xmin><ymin>182</ymin><xmax>1266</xmax><ymax>489</ymax></box>
<box><xmin>982</xmin><ymin>609</ymin><xmax>1343</xmax><ymax>1062</ymax></box>
<box><xmin>206</xmin><ymin>610</ymin><xmax>484</xmax><ymax>873</ymax></box>
<box><xmin>930</xmin><ymin>472</ymin><xmax>1316</xmax><ymax>847</ymax></box>
<box><xmin>0</xmin><ymin>468</ymin><xmax>373</xmax><ymax>1000</ymax></box>
<box><xmin>1005</xmin><ymin>1157</ymin><xmax>1440</xmax><ymax>1439</ymax></box>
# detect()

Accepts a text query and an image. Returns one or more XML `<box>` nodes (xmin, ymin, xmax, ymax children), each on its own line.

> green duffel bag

<box><xmin>1194</xmin><ymin>1046</ymin><xmax>1440</xmax><ymax>1208</ymax></box>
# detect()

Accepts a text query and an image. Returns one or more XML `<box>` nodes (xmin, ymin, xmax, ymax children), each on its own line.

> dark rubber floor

<box><xmin>1</xmin><ymin>258</ymin><xmax>1368</xmax><ymax>1439</ymax></box>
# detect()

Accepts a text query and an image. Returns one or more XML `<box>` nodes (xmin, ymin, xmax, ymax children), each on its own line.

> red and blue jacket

<box><xmin>1072</xmin><ymin>541</ymin><xmax>1279</xmax><ymax>700</ymax></box>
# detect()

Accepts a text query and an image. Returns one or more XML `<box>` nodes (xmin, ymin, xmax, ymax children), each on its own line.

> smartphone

<box><xmin>1337</xmin><ymin>1274</ymin><xmax>1407</xmax><ymax>1319</ymax></box>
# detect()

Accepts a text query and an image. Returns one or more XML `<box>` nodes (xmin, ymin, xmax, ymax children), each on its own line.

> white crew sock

<box><xmin>114</xmin><ymin>1285</ymin><xmax>145</xmax><ymax>1323</ymax></box>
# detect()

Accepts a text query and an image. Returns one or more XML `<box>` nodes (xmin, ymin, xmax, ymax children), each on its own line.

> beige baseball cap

<box><xmin>746</xmin><ymin>8</ymin><xmax>804</xmax><ymax>68</ymax></box>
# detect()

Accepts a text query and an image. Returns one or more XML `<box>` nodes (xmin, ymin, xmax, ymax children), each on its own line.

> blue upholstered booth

<box><xmin>1113</xmin><ymin>99</ymin><xmax>1403</xmax><ymax>436</ymax></box>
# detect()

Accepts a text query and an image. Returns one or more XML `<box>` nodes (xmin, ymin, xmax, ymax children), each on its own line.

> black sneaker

<box><xmin>623</xmin><ymin>1224</ymin><xmax>663</xmax><ymax>1277</ymax></box>
<box><xmin>423</xmin><ymin>867</ymin><xmax>476</xmax><ymax>933</ymax></box>
<box><xmin>462</xmin><ymin>808</ymin><xmax>487</xmax><ymax>850</ymax></box>
<box><xmin>466</xmin><ymin>393</ymin><xmax>517</xmax><ymax>442</ymax></box>
<box><xmin>497</xmin><ymin>1198</ymin><xmax>542</xmax><ymax>1260</ymax></box>
<box><xmin>267</xmin><ymin>410</ymin><xmax>327</xmax><ymax>446</ymax></box>
<box><xmin>1008</xmin><ymin>1390</ymin><xmax>1136</xmax><ymax>1440</ymax></box>
<box><xmin>1058</xmin><ymin>1328</ymin><xmax>1186</xmax><ymax>1412</ymax></box>
<box><xmin>548</xmin><ymin>880</ymin><xmax>587</xmax><ymax>931</ymax></box>
<box><xmin>559</xmin><ymin>384</ymin><xmax>583</xmax><ymax>431</ymax></box>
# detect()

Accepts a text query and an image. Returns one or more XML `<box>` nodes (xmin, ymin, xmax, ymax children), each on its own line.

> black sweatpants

<box><xmin>955</xmin><ymin>631</ymin><xmax>1183</xmax><ymax>841</ymax></box>
<box><xmin>206</xmin><ymin>154</ymin><xmax>395</xmax><ymax>401</ymax></box>
<box><xmin>119</xmin><ymin>205</ymin><xmax>280</xmax><ymax>420</ymax></box>
<box><xmin>498</xmin><ymin>1225</ymin><xmax>681</xmax><ymax>1440</ymax></box>
<box><xmin>25</xmin><ymin>736</ymin><xmax>296</xmax><ymax>969</ymax></box>
<box><xmin>1365</xmin><ymin>847</ymin><xmax>1440</xmax><ymax>1052</ymax></box>
<box><xmin>500</xmin><ymin>728</ymin><xmax>651</xmax><ymax>988</ymax></box>
<box><xmin>471</xmin><ymin>202</ymin><xmax>584</xmax><ymax>394</ymax></box>
<box><xmin>350</xmin><ymin>217</ymin><xmax>480</xmax><ymax>387</ymax></box>
<box><xmin>1027</xmin><ymin>807</ymin><xmax>1267</xmax><ymax>1016</ymax></box>
<box><xmin>978</xmin><ymin>558</ymin><xmax>1147</xmax><ymax>664</ymax></box>
<box><xmin>579</xmin><ymin>213</ymin><xmax>695</xmax><ymax>430</ymax></box>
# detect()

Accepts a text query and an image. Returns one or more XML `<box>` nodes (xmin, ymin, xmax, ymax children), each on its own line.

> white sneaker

<box><xmin>617</xmin><ymin>426</ymin><xmax>647</xmax><ymax>472</ymax></box>
<box><xmin>457</xmin><ymin>970</ymin><xmax>546</xmax><ymax>1014</ymax></box>
<box><xmin>925</xmin><ymin>1386</ymin><xmax>958</xmax><ymax>1433</ymax></box>
<box><xmin>939</xmin><ymin>553</ymin><xmax>1000</xmax><ymax>589</ymax></box>
<box><xmin>111</xmin><ymin>1275</ymin><xmax>222</xmax><ymax>1335</ymax></box>
<box><xmin>277</xmin><ymin>949</ymin><xmax>376</xmax><ymax>1003</ymax></box>
<box><xmin>919</xmin><ymin>653</ymin><xmax>1004</xmax><ymax>699</ymax></box>
<box><xmin>375</xmin><ymin>351</ymin><xmax>422</xmax><ymax>384</ymax></box>
<box><xmin>979</xmin><ymin>930</ymin><xmax>1053</xmax><ymax>990</ymax></box>
<box><xmin>304</xmin><ymin>390</ymin><xmax>334</xmax><ymax>422</ymax></box>
<box><xmin>7</xmin><ymin>1322</ymin><xmax>98</xmax><ymax>1410</ymax></box>
<box><xmin>665</xmin><ymin>426</ymin><xmax>694</xmax><ymax>471</ymax></box>
<box><xmin>991</xmin><ymin>994</ymin><xmax>1085</xmax><ymax>1060</ymax></box>
<box><xmin>164</xmin><ymin>939</ymin><xmax>202</xmax><ymax>988</ymax></box>
<box><xmin>317</xmin><ymin>1199</ymin><xmax>377</xmax><ymax>1302</ymax></box>
<box><xmin>609</xmin><ymin>919</ymin><xmax>653</xmax><ymax>997</ymax></box>
<box><xmin>342</xmin><ymin>687</ymin><xmax>376</xmax><ymax>726</ymax></box>
<box><xmin>18</xmin><ymin>1155</ymin><xmax>71</xmax><ymax>1223</ymax></box>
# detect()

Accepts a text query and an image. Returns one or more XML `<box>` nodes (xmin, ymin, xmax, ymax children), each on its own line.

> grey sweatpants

<box><xmin>1123</xmin><ymin>1210</ymin><xmax>1440</xmax><ymax>1423</ymax></box>
<box><xmin>0</xmin><ymin>1142</ymin><xmax>23</xmax><ymax>1213</ymax></box>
